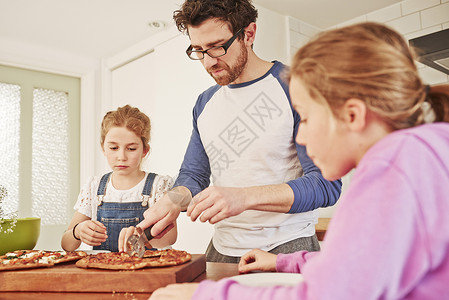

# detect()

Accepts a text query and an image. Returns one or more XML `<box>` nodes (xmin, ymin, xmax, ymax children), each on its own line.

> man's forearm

<box><xmin>243</xmin><ymin>183</ymin><xmax>294</xmax><ymax>213</ymax></box>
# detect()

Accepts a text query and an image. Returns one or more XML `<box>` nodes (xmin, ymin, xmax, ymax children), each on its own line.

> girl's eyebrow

<box><xmin>106</xmin><ymin>141</ymin><xmax>139</xmax><ymax>146</ymax></box>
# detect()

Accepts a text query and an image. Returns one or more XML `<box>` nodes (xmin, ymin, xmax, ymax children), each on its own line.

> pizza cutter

<box><xmin>126</xmin><ymin>225</ymin><xmax>154</xmax><ymax>258</ymax></box>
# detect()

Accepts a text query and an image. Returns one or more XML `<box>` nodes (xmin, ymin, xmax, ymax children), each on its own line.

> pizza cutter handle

<box><xmin>143</xmin><ymin>224</ymin><xmax>155</xmax><ymax>241</ymax></box>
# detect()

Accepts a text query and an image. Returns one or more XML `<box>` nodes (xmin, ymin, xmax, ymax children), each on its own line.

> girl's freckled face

<box><xmin>103</xmin><ymin>126</ymin><xmax>146</xmax><ymax>176</ymax></box>
<box><xmin>289</xmin><ymin>77</ymin><xmax>352</xmax><ymax>181</ymax></box>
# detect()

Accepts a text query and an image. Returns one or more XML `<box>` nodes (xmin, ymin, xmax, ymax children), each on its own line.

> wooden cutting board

<box><xmin>0</xmin><ymin>254</ymin><xmax>205</xmax><ymax>293</ymax></box>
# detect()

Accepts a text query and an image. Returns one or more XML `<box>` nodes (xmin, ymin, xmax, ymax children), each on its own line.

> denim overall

<box><xmin>93</xmin><ymin>172</ymin><xmax>156</xmax><ymax>252</ymax></box>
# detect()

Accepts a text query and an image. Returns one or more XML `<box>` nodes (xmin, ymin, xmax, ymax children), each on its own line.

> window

<box><xmin>0</xmin><ymin>64</ymin><xmax>80</xmax><ymax>249</ymax></box>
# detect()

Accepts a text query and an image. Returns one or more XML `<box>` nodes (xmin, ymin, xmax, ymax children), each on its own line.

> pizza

<box><xmin>75</xmin><ymin>249</ymin><xmax>192</xmax><ymax>270</ymax></box>
<box><xmin>0</xmin><ymin>250</ymin><xmax>87</xmax><ymax>271</ymax></box>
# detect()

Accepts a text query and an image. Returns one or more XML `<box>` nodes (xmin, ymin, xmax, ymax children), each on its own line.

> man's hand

<box><xmin>76</xmin><ymin>220</ymin><xmax>108</xmax><ymax>246</ymax></box>
<box><xmin>137</xmin><ymin>187</ymin><xmax>191</xmax><ymax>237</ymax></box>
<box><xmin>238</xmin><ymin>249</ymin><xmax>278</xmax><ymax>274</ymax></box>
<box><xmin>149</xmin><ymin>283</ymin><xmax>199</xmax><ymax>299</ymax></box>
<box><xmin>187</xmin><ymin>186</ymin><xmax>247</xmax><ymax>224</ymax></box>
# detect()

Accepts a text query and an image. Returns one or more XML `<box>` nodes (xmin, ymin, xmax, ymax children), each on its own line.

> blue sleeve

<box><xmin>173</xmin><ymin>86</ymin><xmax>219</xmax><ymax>196</ymax></box>
<box><xmin>287</xmin><ymin>108</ymin><xmax>342</xmax><ymax>213</ymax></box>
<box><xmin>271</xmin><ymin>62</ymin><xmax>341</xmax><ymax>213</ymax></box>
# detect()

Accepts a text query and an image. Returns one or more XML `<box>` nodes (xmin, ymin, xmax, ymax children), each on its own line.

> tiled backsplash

<box><xmin>288</xmin><ymin>0</ymin><xmax>449</xmax><ymax>85</ymax></box>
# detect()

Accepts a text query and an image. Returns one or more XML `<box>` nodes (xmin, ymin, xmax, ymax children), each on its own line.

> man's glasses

<box><xmin>186</xmin><ymin>28</ymin><xmax>244</xmax><ymax>60</ymax></box>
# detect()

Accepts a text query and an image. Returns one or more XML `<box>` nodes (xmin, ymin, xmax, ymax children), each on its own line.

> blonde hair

<box><xmin>290</xmin><ymin>22</ymin><xmax>449</xmax><ymax>130</ymax></box>
<box><xmin>100</xmin><ymin>105</ymin><xmax>151</xmax><ymax>152</ymax></box>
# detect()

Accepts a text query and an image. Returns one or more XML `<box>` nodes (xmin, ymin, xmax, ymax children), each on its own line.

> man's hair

<box><xmin>173</xmin><ymin>0</ymin><xmax>258</xmax><ymax>36</ymax></box>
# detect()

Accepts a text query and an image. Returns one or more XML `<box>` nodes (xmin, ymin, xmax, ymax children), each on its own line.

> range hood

<box><xmin>409</xmin><ymin>28</ymin><xmax>449</xmax><ymax>75</ymax></box>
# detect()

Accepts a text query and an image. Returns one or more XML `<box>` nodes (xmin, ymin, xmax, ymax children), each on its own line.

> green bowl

<box><xmin>0</xmin><ymin>217</ymin><xmax>41</xmax><ymax>255</ymax></box>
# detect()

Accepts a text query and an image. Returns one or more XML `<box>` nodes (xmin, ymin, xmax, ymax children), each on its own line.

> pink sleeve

<box><xmin>193</xmin><ymin>279</ymin><xmax>307</xmax><ymax>300</ymax></box>
<box><xmin>276</xmin><ymin>251</ymin><xmax>319</xmax><ymax>273</ymax></box>
<box><xmin>191</xmin><ymin>251</ymin><xmax>318</xmax><ymax>300</ymax></box>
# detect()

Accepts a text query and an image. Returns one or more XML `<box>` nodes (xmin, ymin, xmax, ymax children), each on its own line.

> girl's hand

<box><xmin>149</xmin><ymin>283</ymin><xmax>199</xmax><ymax>299</ymax></box>
<box><xmin>118</xmin><ymin>226</ymin><xmax>136</xmax><ymax>252</ymax></box>
<box><xmin>76</xmin><ymin>220</ymin><xmax>107</xmax><ymax>246</ymax></box>
<box><xmin>118</xmin><ymin>223</ymin><xmax>176</xmax><ymax>252</ymax></box>
<box><xmin>238</xmin><ymin>249</ymin><xmax>278</xmax><ymax>274</ymax></box>
<box><xmin>118</xmin><ymin>226</ymin><xmax>152</xmax><ymax>253</ymax></box>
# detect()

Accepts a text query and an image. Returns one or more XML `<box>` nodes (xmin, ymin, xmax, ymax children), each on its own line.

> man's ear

<box><xmin>341</xmin><ymin>98</ymin><xmax>367</xmax><ymax>132</ymax></box>
<box><xmin>243</xmin><ymin>22</ymin><xmax>256</xmax><ymax>46</ymax></box>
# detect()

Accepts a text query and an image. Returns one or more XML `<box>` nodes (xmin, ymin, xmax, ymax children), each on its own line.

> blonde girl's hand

<box><xmin>118</xmin><ymin>226</ymin><xmax>152</xmax><ymax>253</ymax></box>
<box><xmin>149</xmin><ymin>283</ymin><xmax>199</xmax><ymax>300</ymax></box>
<box><xmin>238</xmin><ymin>249</ymin><xmax>278</xmax><ymax>274</ymax></box>
<box><xmin>118</xmin><ymin>226</ymin><xmax>135</xmax><ymax>252</ymax></box>
<box><xmin>75</xmin><ymin>220</ymin><xmax>108</xmax><ymax>246</ymax></box>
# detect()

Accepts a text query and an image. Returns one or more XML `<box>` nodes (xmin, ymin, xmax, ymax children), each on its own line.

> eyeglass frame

<box><xmin>186</xmin><ymin>28</ymin><xmax>244</xmax><ymax>60</ymax></box>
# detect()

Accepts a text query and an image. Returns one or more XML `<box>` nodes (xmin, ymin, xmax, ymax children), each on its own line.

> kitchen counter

<box><xmin>0</xmin><ymin>259</ymin><xmax>239</xmax><ymax>299</ymax></box>
<box><xmin>316</xmin><ymin>217</ymin><xmax>330</xmax><ymax>241</ymax></box>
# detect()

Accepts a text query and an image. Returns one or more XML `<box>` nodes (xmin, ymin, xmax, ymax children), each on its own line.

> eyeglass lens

<box><xmin>191</xmin><ymin>46</ymin><xmax>226</xmax><ymax>59</ymax></box>
<box><xmin>187</xmin><ymin>28</ymin><xmax>243</xmax><ymax>60</ymax></box>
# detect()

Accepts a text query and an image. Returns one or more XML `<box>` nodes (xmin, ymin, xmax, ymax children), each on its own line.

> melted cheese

<box><xmin>38</xmin><ymin>256</ymin><xmax>55</xmax><ymax>264</ymax></box>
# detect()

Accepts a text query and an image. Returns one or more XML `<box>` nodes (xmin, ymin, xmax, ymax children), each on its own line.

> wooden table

<box><xmin>0</xmin><ymin>219</ymin><xmax>331</xmax><ymax>299</ymax></box>
<box><xmin>0</xmin><ymin>260</ymin><xmax>239</xmax><ymax>299</ymax></box>
<box><xmin>315</xmin><ymin>218</ymin><xmax>331</xmax><ymax>241</ymax></box>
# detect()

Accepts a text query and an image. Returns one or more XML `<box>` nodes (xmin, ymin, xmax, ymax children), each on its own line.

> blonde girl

<box><xmin>149</xmin><ymin>22</ymin><xmax>449</xmax><ymax>300</ymax></box>
<box><xmin>62</xmin><ymin>105</ymin><xmax>177</xmax><ymax>252</ymax></box>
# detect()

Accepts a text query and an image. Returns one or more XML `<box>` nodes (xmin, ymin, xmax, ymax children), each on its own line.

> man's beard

<box><xmin>207</xmin><ymin>42</ymin><xmax>248</xmax><ymax>86</ymax></box>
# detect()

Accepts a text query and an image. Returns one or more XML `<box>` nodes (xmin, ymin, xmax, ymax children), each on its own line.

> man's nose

<box><xmin>202</xmin><ymin>54</ymin><xmax>218</xmax><ymax>70</ymax></box>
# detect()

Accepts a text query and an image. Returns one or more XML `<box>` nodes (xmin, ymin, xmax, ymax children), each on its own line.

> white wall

<box><xmin>253</xmin><ymin>5</ymin><xmax>289</xmax><ymax>64</ymax></box>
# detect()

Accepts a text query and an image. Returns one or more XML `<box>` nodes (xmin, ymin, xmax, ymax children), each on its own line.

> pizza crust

<box><xmin>75</xmin><ymin>249</ymin><xmax>192</xmax><ymax>270</ymax></box>
<box><xmin>52</xmin><ymin>251</ymin><xmax>88</xmax><ymax>264</ymax></box>
<box><xmin>0</xmin><ymin>262</ymin><xmax>54</xmax><ymax>271</ymax></box>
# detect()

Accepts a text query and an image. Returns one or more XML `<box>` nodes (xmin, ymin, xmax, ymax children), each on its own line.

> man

<box><xmin>120</xmin><ymin>0</ymin><xmax>341</xmax><ymax>263</ymax></box>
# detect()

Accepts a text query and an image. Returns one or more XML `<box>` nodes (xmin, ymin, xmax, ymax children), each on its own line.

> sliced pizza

<box><xmin>0</xmin><ymin>250</ymin><xmax>87</xmax><ymax>271</ymax></box>
<box><xmin>75</xmin><ymin>249</ymin><xmax>191</xmax><ymax>270</ymax></box>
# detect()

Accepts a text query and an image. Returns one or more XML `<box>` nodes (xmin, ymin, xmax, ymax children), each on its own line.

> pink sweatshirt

<box><xmin>194</xmin><ymin>123</ymin><xmax>449</xmax><ymax>300</ymax></box>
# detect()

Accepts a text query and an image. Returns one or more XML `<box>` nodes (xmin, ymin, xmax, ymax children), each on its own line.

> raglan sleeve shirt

<box><xmin>173</xmin><ymin>87</ymin><xmax>217</xmax><ymax>197</ymax></box>
<box><xmin>174</xmin><ymin>62</ymin><xmax>341</xmax><ymax>213</ymax></box>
